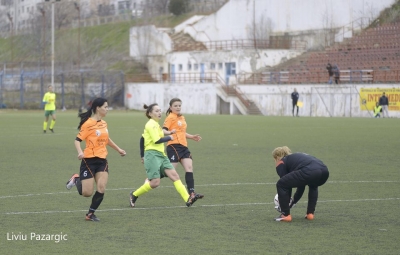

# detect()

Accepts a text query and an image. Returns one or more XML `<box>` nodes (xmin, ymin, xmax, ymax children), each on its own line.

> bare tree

<box><xmin>148</xmin><ymin>0</ymin><xmax>170</xmax><ymax>15</ymax></box>
<box><xmin>248</xmin><ymin>15</ymin><xmax>273</xmax><ymax>48</ymax></box>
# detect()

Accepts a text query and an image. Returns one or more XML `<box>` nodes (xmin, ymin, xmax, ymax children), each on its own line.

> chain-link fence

<box><xmin>0</xmin><ymin>70</ymin><xmax>124</xmax><ymax>110</ymax></box>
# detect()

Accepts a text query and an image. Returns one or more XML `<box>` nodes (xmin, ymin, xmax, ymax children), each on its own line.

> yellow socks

<box><xmin>133</xmin><ymin>182</ymin><xmax>152</xmax><ymax>197</ymax></box>
<box><xmin>50</xmin><ymin>120</ymin><xmax>56</xmax><ymax>129</ymax></box>
<box><xmin>43</xmin><ymin>121</ymin><xmax>48</xmax><ymax>131</ymax></box>
<box><xmin>173</xmin><ymin>180</ymin><xmax>190</xmax><ymax>202</ymax></box>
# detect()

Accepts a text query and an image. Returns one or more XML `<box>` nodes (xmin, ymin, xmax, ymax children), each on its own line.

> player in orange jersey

<box><xmin>162</xmin><ymin>98</ymin><xmax>204</xmax><ymax>200</ymax></box>
<box><xmin>66</xmin><ymin>98</ymin><xmax>126</xmax><ymax>222</ymax></box>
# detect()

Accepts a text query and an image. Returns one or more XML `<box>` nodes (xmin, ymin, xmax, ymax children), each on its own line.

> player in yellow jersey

<box><xmin>65</xmin><ymin>98</ymin><xmax>126</xmax><ymax>222</ymax></box>
<box><xmin>162</xmin><ymin>98</ymin><xmax>204</xmax><ymax>199</ymax></box>
<box><xmin>42</xmin><ymin>85</ymin><xmax>56</xmax><ymax>133</ymax></box>
<box><xmin>130</xmin><ymin>103</ymin><xmax>201</xmax><ymax>208</ymax></box>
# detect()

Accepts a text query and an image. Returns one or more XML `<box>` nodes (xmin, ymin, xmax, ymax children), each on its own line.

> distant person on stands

<box><xmin>379</xmin><ymin>92</ymin><xmax>389</xmax><ymax>118</ymax></box>
<box><xmin>291</xmin><ymin>88</ymin><xmax>300</xmax><ymax>117</ymax></box>
<box><xmin>373</xmin><ymin>102</ymin><xmax>382</xmax><ymax>118</ymax></box>
<box><xmin>333</xmin><ymin>64</ymin><xmax>340</xmax><ymax>84</ymax></box>
<box><xmin>326</xmin><ymin>63</ymin><xmax>333</xmax><ymax>84</ymax></box>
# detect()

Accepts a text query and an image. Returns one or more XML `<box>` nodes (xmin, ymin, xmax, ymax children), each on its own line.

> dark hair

<box><xmin>143</xmin><ymin>103</ymin><xmax>158</xmax><ymax>119</ymax></box>
<box><xmin>166</xmin><ymin>98</ymin><xmax>182</xmax><ymax>116</ymax></box>
<box><xmin>77</xmin><ymin>98</ymin><xmax>107</xmax><ymax>129</ymax></box>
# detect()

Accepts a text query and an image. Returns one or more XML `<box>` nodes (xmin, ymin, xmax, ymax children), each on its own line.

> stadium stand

<box><xmin>250</xmin><ymin>22</ymin><xmax>400</xmax><ymax>84</ymax></box>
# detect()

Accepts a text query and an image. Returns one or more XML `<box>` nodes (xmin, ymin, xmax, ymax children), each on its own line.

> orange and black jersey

<box><xmin>76</xmin><ymin>118</ymin><xmax>109</xmax><ymax>159</ymax></box>
<box><xmin>163</xmin><ymin>113</ymin><xmax>188</xmax><ymax>147</ymax></box>
<box><xmin>275</xmin><ymin>153</ymin><xmax>326</xmax><ymax>178</ymax></box>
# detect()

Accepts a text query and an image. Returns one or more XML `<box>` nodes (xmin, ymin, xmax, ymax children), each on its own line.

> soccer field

<box><xmin>0</xmin><ymin>110</ymin><xmax>398</xmax><ymax>255</ymax></box>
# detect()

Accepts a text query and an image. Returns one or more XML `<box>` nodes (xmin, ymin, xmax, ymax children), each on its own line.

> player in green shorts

<box><xmin>42</xmin><ymin>85</ymin><xmax>56</xmax><ymax>133</ymax></box>
<box><xmin>129</xmin><ymin>103</ymin><xmax>201</xmax><ymax>208</ymax></box>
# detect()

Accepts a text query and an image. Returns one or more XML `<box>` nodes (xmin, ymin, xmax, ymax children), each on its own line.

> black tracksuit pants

<box><xmin>277</xmin><ymin>163</ymin><xmax>329</xmax><ymax>215</ymax></box>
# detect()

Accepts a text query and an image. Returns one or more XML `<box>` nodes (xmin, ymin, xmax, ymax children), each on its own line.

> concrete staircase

<box><xmin>220</xmin><ymin>85</ymin><xmax>262</xmax><ymax>115</ymax></box>
<box><xmin>170</xmin><ymin>32</ymin><xmax>207</xmax><ymax>52</ymax></box>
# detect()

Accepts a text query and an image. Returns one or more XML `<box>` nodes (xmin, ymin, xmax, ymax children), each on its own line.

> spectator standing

<box><xmin>326</xmin><ymin>63</ymin><xmax>333</xmax><ymax>84</ymax></box>
<box><xmin>379</xmin><ymin>92</ymin><xmax>389</xmax><ymax>118</ymax></box>
<box><xmin>291</xmin><ymin>89</ymin><xmax>300</xmax><ymax>117</ymax></box>
<box><xmin>333</xmin><ymin>64</ymin><xmax>340</xmax><ymax>84</ymax></box>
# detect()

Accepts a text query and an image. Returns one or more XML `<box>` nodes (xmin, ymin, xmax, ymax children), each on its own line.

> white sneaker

<box><xmin>66</xmin><ymin>174</ymin><xmax>79</xmax><ymax>190</ymax></box>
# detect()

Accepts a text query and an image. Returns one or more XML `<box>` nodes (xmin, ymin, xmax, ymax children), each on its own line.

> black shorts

<box><xmin>166</xmin><ymin>144</ymin><xmax>192</xmax><ymax>163</ymax></box>
<box><xmin>79</xmin><ymin>157</ymin><xmax>108</xmax><ymax>180</ymax></box>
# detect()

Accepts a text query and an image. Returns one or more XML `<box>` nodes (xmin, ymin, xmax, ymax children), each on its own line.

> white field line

<box><xmin>3</xmin><ymin>198</ymin><xmax>399</xmax><ymax>215</ymax></box>
<box><xmin>0</xmin><ymin>180</ymin><xmax>398</xmax><ymax>200</ymax></box>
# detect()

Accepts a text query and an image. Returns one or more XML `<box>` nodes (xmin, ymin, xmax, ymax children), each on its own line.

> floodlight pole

<box><xmin>74</xmin><ymin>2</ymin><xmax>81</xmax><ymax>72</ymax></box>
<box><xmin>7</xmin><ymin>13</ymin><xmax>13</xmax><ymax>69</ymax></box>
<box><xmin>39</xmin><ymin>7</ymin><xmax>46</xmax><ymax>70</ymax></box>
<box><xmin>51</xmin><ymin>1</ymin><xmax>55</xmax><ymax>87</ymax></box>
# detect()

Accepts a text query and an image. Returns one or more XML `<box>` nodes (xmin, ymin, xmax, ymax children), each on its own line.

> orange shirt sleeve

<box><xmin>163</xmin><ymin>115</ymin><xmax>174</xmax><ymax>130</ymax></box>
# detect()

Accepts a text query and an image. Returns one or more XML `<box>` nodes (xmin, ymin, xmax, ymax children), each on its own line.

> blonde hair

<box><xmin>272</xmin><ymin>146</ymin><xmax>292</xmax><ymax>160</ymax></box>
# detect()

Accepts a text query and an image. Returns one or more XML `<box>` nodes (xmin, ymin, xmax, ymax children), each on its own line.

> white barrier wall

<box><xmin>125</xmin><ymin>83</ymin><xmax>400</xmax><ymax>118</ymax></box>
<box><xmin>239</xmin><ymin>84</ymin><xmax>400</xmax><ymax>118</ymax></box>
<box><xmin>125</xmin><ymin>83</ymin><xmax>218</xmax><ymax>114</ymax></box>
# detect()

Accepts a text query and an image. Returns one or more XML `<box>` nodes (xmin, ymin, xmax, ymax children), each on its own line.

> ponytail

<box><xmin>77</xmin><ymin>97</ymin><xmax>108</xmax><ymax>129</ymax></box>
<box><xmin>144</xmin><ymin>103</ymin><xmax>158</xmax><ymax>119</ymax></box>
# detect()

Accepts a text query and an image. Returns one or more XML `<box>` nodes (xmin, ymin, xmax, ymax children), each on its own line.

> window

<box><xmin>194</xmin><ymin>64</ymin><xmax>198</xmax><ymax>71</ymax></box>
<box><xmin>118</xmin><ymin>1</ymin><xmax>129</xmax><ymax>14</ymax></box>
<box><xmin>187</xmin><ymin>63</ymin><xmax>192</xmax><ymax>71</ymax></box>
<box><xmin>218</xmin><ymin>63</ymin><xmax>223</xmax><ymax>69</ymax></box>
<box><xmin>210</xmin><ymin>63</ymin><xmax>215</xmax><ymax>70</ymax></box>
<box><xmin>231</xmin><ymin>62</ymin><xmax>236</xmax><ymax>74</ymax></box>
<box><xmin>178</xmin><ymin>64</ymin><xmax>183</xmax><ymax>71</ymax></box>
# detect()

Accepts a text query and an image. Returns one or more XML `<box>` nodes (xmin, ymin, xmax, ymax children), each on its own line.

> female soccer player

<box><xmin>162</xmin><ymin>98</ymin><xmax>204</xmax><ymax>199</ymax></box>
<box><xmin>130</xmin><ymin>103</ymin><xmax>201</xmax><ymax>208</ymax></box>
<box><xmin>66</xmin><ymin>98</ymin><xmax>126</xmax><ymax>221</ymax></box>
<box><xmin>272</xmin><ymin>146</ymin><xmax>329</xmax><ymax>222</ymax></box>
<box><xmin>42</xmin><ymin>85</ymin><xmax>56</xmax><ymax>133</ymax></box>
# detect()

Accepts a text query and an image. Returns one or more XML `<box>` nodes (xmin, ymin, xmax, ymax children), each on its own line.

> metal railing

<box><xmin>173</xmin><ymin>39</ymin><xmax>307</xmax><ymax>52</ymax></box>
<box><xmin>0</xmin><ymin>71</ymin><xmax>124</xmax><ymax>109</ymax></box>
<box><xmin>237</xmin><ymin>69</ymin><xmax>400</xmax><ymax>84</ymax></box>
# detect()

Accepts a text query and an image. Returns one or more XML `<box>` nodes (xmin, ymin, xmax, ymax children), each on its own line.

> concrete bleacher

<box><xmin>270</xmin><ymin>22</ymin><xmax>400</xmax><ymax>84</ymax></box>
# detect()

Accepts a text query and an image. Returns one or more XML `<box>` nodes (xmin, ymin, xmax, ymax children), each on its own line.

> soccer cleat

<box><xmin>85</xmin><ymin>213</ymin><xmax>100</xmax><ymax>222</ymax></box>
<box><xmin>186</xmin><ymin>193</ymin><xmax>201</xmax><ymax>207</ymax></box>
<box><xmin>305</xmin><ymin>213</ymin><xmax>314</xmax><ymax>220</ymax></box>
<box><xmin>193</xmin><ymin>192</ymin><xmax>204</xmax><ymax>199</ymax></box>
<box><xmin>129</xmin><ymin>190</ymin><xmax>138</xmax><ymax>207</ymax></box>
<box><xmin>43</xmin><ymin>130</ymin><xmax>46</xmax><ymax>133</ymax></box>
<box><xmin>49</xmin><ymin>128</ymin><xmax>54</xmax><ymax>133</ymax></box>
<box><xmin>66</xmin><ymin>174</ymin><xmax>79</xmax><ymax>190</ymax></box>
<box><xmin>274</xmin><ymin>214</ymin><xmax>292</xmax><ymax>222</ymax></box>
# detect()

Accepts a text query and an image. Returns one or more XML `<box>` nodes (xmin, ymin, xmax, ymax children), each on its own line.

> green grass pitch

<box><xmin>0</xmin><ymin>110</ymin><xmax>398</xmax><ymax>254</ymax></box>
